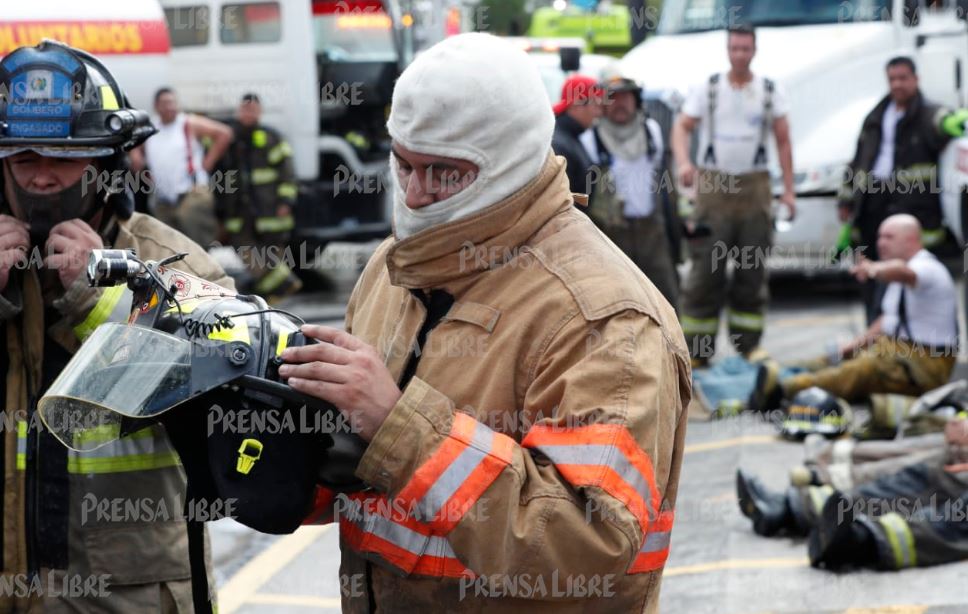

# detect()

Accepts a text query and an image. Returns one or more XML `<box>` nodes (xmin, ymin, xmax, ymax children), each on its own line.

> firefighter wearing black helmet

<box><xmin>0</xmin><ymin>40</ymin><xmax>232</xmax><ymax>612</ymax></box>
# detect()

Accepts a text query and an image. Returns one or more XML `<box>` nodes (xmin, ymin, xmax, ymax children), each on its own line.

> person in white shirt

<box><xmin>130</xmin><ymin>87</ymin><xmax>233</xmax><ymax>248</ymax></box>
<box><xmin>580</xmin><ymin>70</ymin><xmax>679</xmax><ymax>307</ymax></box>
<box><xmin>750</xmin><ymin>214</ymin><xmax>957</xmax><ymax>411</ymax></box>
<box><xmin>671</xmin><ymin>24</ymin><xmax>795</xmax><ymax>366</ymax></box>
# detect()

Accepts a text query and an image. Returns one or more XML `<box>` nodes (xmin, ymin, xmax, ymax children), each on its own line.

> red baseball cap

<box><xmin>552</xmin><ymin>74</ymin><xmax>604</xmax><ymax>116</ymax></box>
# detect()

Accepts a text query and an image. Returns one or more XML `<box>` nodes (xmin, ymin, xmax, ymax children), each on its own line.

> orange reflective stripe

<box><xmin>522</xmin><ymin>423</ymin><xmax>660</xmax><ymax>534</ymax></box>
<box><xmin>302</xmin><ymin>486</ymin><xmax>336</xmax><ymax>525</ymax></box>
<box><xmin>629</xmin><ymin>509</ymin><xmax>674</xmax><ymax>574</ymax></box>
<box><xmin>339</xmin><ymin>493</ymin><xmax>473</xmax><ymax>579</ymax></box>
<box><xmin>396</xmin><ymin>413</ymin><xmax>515</xmax><ymax>533</ymax></box>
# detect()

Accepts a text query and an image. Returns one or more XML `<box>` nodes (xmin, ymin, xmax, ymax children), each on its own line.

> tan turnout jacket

<box><xmin>309</xmin><ymin>154</ymin><xmax>691</xmax><ymax>613</ymax></box>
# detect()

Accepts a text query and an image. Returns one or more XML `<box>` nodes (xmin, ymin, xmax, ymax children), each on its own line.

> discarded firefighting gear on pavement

<box><xmin>737</xmin><ymin>460</ymin><xmax>968</xmax><ymax>571</ymax></box>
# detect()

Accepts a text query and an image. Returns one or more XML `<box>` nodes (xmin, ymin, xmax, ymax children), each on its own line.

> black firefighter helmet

<box><xmin>38</xmin><ymin>250</ymin><xmax>366</xmax><ymax>535</ymax></box>
<box><xmin>780</xmin><ymin>386</ymin><xmax>853</xmax><ymax>440</ymax></box>
<box><xmin>0</xmin><ymin>39</ymin><xmax>156</xmax><ymax>238</ymax></box>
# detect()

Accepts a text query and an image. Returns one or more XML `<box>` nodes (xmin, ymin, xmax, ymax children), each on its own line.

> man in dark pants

<box><xmin>551</xmin><ymin>74</ymin><xmax>603</xmax><ymax>196</ymax></box>
<box><xmin>838</xmin><ymin>56</ymin><xmax>968</xmax><ymax>322</ymax></box>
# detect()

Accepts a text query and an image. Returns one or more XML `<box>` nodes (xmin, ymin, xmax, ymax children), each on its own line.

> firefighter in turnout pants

<box><xmin>220</xmin><ymin>93</ymin><xmax>302</xmax><ymax>299</ymax></box>
<box><xmin>0</xmin><ymin>42</ymin><xmax>232</xmax><ymax>611</ymax></box>
<box><xmin>281</xmin><ymin>34</ymin><xmax>691</xmax><ymax>612</ymax></box>
<box><xmin>672</xmin><ymin>25</ymin><xmax>795</xmax><ymax>366</ymax></box>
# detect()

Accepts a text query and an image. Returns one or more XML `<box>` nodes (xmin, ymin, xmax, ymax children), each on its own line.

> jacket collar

<box><xmin>385</xmin><ymin>152</ymin><xmax>572</xmax><ymax>289</ymax></box>
<box><xmin>555</xmin><ymin>113</ymin><xmax>587</xmax><ymax>139</ymax></box>
<box><xmin>868</xmin><ymin>90</ymin><xmax>924</xmax><ymax>130</ymax></box>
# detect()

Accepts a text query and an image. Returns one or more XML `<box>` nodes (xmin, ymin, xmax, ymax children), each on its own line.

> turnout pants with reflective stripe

<box><xmin>681</xmin><ymin>170</ymin><xmax>772</xmax><ymax>359</ymax></box>
<box><xmin>603</xmin><ymin>211</ymin><xmax>680</xmax><ymax>309</ymax></box>
<box><xmin>228</xmin><ymin>224</ymin><xmax>301</xmax><ymax>295</ymax></box>
<box><xmin>781</xmin><ymin>337</ymin><xmax>956</xmax><ymax>402</ymax></box>
<box><xmin>804</xmin><ymin>433</ymin><xmax>949</xmax><ymax>492</ymax></box>
<box><xmin>793</xmin><ymin>463</ymin><xmax>968</xmax><ymax>570</ymax></box>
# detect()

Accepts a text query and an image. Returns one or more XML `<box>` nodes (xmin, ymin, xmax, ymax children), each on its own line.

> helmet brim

<box><xmin>0</xmin><ymin>145</ymin><xmax>116</xmax><ymax>159</ymax></box>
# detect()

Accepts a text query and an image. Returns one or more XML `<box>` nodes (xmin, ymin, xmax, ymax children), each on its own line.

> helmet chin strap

<box><xmin>7</xmin><ymin>171</ymin><xmax>103</xmax><ymax>247</ymax></box>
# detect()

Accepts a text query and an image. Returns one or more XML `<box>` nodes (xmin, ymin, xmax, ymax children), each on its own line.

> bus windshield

<box><xmin>313</xmin><ymin>0</ymin><xmax>397</xmax><ymax>62</ymax></box>
<box><xmin>658</xmin><ymin>0</ymin><xmax>892</xmax><ymax>35</ymax></box>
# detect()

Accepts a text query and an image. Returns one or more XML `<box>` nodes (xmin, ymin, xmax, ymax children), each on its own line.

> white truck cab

<box><xmin>160</xmin><ymin>0</ymin><xmax>412</xmax><ymax>245</ymax></box>
<box><xmin>620</xmin><ymin>0</ymin><xmax>968</xmax><ymax>273</ymax></box>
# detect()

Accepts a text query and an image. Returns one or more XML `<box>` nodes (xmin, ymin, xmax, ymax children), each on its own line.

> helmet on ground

<box><xmin>780</xmin><ymin>386</ymin><xmax>852</xmax><ymax>440</ymax></box>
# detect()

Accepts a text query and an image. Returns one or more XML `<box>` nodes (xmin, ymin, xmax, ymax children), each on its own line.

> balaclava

<box><xmin>387</xmin><ymin>33</ymin><xmax>555</xmax><ymax>240</ymax></box>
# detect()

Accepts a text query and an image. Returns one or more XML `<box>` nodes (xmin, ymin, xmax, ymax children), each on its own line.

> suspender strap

<box><xmin>894</xmin><ymin>284</ymin><xmax>912</xmax><ymax>340</ymax></box>
<box><xmin>703</xmin><ymin>73</ymin><xmax>719</xmax><ymax>166</ymax></box>
<box><xmin>754</xmin><ymin>78</ymin><xmax>775</xmax><ymax>167</ymax></box>
<box><xmin>705</xmin><ymin>74</ymin><xmax>774</xmax><ymax>168</ymax></box>
<box><xmin>184</xmin><ymin>118</ymin><xmax>198</xmax><ymax>187</ymax></box>
<box><xmin>592</xmin><ymin>126</ymin><xmax>611</xmax><ymax>167</ymax></box>
<box><xmin>187</xmin><ymin>518</ymin><xmax>214</xmax><ymax>613</ymax></box>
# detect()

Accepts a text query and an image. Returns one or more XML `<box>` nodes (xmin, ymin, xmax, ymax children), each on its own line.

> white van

<box><xmin>160</xmin><ymin>0</ymin><xmax>412</xmax><ymax>245</ymax></box>
<box><xmin>620</xmin><ymin>0</ymin><xmax>968</xmax><ymax>273</ymax></box>
<box><xmin>0</xmin><ymin>0</ymin><xmax>172</xmax><ymax>110</ymax></box>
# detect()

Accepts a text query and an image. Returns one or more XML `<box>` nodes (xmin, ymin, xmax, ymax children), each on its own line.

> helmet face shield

<box><xmin>38</xmin><ymin>323</ymin><xmax>193</xmax><ymax>451</ymax></box>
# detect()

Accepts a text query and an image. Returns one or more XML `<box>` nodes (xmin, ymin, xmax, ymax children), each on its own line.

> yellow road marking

<box><xmin>684</xmin><ymin>434</ymin><xmax>778</xmax><ymax>454</ymax></box>
<box><xmin>247</xmin><ymin>593</ymin><xmax>342</xmax><ymax>609</ymax></box>
<box><xmin>843</xmin><ymin>608</ymin><xmax>928</xmax><ymax>614</ymax></box>
<box><xmin>664</xmin><ymin>557</ymin><xmax>808</xmax><ymax>577</ymax></box>
<box><xmin>218</xmin><ymin>525</ymin><xmax>333</xmax><ymax>613</ymax></box>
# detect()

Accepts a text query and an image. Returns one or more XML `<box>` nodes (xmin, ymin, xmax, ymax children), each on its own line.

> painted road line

<box><xmin>665</xmin><ymin>557</ymin><xmax>808</xmax><ymax>577</ymax></box>
<box><xmin>218</xmin><ymin>525</ymin><xmax>333</xmax><ymax>613</ymax></box>
<box><xmin>246</xmin><ymin>593</ymin><xmax>342</xmax><ymax>609</ymax></box>
<box><xmin>684</xmin><ymin>434</ymin><xmax>778</xmax><ymax>454</ymax></box>
<box><xmin>842</xmin><ymin>608</ymin><xmax>928</xmax><ymax>614</ymax></box>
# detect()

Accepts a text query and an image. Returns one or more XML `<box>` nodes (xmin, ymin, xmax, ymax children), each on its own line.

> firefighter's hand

<box><xmin>278</xmin><ymin>324</ymin><xmax>402</xmax><ymax>442</ymax></box>
<box><xmin>779</xmin><ymin>189</ymin><xmax>796</xmax><ymax>221</ymax></box>
<box><xmin>0</xmin><ymin>215</ymin><xmax>30</xmax><ymax>293</ymax></box>
<box><xmin>678</xmin><ymin>161</ymin><xmax>697</xmax><ymax>188</ymax></box>
<box><xmin>45</xmin><ymin>220</ymin><xmax>103</xmax><ymax>290</ymax></box>
<box><xmin>850</xmin><ymin>254</ymin><xmax>877</xmax><ymax>283</ymax></box>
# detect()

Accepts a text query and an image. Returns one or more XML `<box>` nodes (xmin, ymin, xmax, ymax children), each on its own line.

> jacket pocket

<box><xmin>84</xmin><ymin>520</ymin><xmax>192</xmax><ymax>585</ymax></box>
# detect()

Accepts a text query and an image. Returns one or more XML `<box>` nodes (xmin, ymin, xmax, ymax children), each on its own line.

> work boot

<box><xmin>789</xmin><ymin>465</ymin><xmax>823</xmax><ymax>487</ymax></box>
<box><xmin>748</xmin><ymin>361</ymin><xmax>783</xmax><ymax>413</ymax></box>
<box><xmin>736</xmin><ymin>469</ymin><xmax>798</xmax><ymax>537</ymax></box>
<box><xmin>808</xmin><ymin>491</ymin><xmax>879</xmax><ymax>570</ymax></box>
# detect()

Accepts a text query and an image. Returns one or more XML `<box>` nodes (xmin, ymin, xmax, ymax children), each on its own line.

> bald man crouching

<box><xmin>750</xmin><ymin>214</ymin><xmax>958</xmax><ymax>411</ymax></box>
